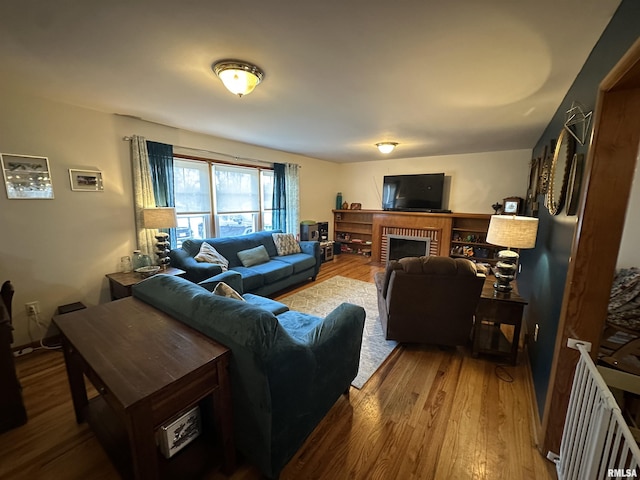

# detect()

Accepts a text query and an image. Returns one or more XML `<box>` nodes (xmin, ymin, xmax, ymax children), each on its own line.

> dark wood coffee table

<box><xmin>54</xmin><ymin>297</ymin><xmax>235</xmax><ymax>479</ymax></box>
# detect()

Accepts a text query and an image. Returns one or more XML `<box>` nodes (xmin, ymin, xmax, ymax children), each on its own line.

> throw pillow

<box><xmin>212</xmin><ymin>282</ymin><xmax>245</xmax><ymax>302</ymax></box>
<box><xmin>237</xmin><ymin>245</ymin><xmax>270</xmax><ymax>267</ymax></box>
<box><xmin>194</xmin><ymin>242</ymin><xmax>229</xmax><ymax>271</ymax></box>
<box><xmin>272</xmin><ymin>233</ymin><xmax>301</xmax><ymax>256</ymax></box>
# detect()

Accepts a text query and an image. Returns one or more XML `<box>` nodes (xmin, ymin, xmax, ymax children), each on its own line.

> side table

<box><xmin>472</xmin><ymin>277</ymin><xmax>528</xmax><ymax>365</ymax></box>
<box><xmin>106</xmin><ymin>267</ymin><xmax>186</xmax><ymax>300</ymax></box>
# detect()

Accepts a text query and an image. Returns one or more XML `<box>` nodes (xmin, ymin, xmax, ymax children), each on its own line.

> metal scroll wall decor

<box><xmin>564</xmin><ymin>101</ymin><xmax>592</xmax><ymax>146</ymax></box>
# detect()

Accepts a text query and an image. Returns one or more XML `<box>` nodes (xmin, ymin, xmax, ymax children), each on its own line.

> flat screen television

<box><xmin>382</xmin><ymin>173</ymin><xmax>446</xmax><ymax>212</ymax></box>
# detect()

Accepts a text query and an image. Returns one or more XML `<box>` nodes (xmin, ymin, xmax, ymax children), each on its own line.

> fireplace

<box><xmin>386</xmin><ymin>234</ymin><xmax>431</xmax><ymax>264</ymax></box>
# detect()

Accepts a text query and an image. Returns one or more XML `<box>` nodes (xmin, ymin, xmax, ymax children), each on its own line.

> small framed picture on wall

<box><xmin>502</xmin><ymin>197</ymin><xmax>522</xmax><ymax>214</ymax></box>
<box><xmin>69</xmin><ymin>169</ymin><xmax>104</xmax><ymax>192</ymax></box>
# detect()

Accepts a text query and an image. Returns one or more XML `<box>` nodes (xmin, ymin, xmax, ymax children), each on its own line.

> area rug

<box><xmin>278</xmin><ymin>276</ymin><xmax>398</xmax><ymax>389</ymax></box>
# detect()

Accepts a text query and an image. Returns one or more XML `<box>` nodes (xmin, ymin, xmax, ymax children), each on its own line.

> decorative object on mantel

<box><xmin>1</xmin><ymin>153</ymin><xmax>54</xmax><ymax>199</ymax></box>
<box><xmin>545</xmin><ymin>127</ymin><xmax>577</xmax><ymax>215</ymax></box>
<box><xmin>350</xmin><ymin>203</ymin><xmax>362</xmax><ymax>210</ymax></box>
<box><xmin>492</xmin><ymin>202</ymin><xmax>503</xmax><ymax>214</ymax></box>
<box><xmin>69</xmin><ymin>169</ymin><xmax>103</xmax><ymax>192</ymax></box>
<box><xmin>342</xmin><ymin>201</ymin><xmax>349</xmax><ymax>210</ymax></box>
<box><xmin>143</xmin><ymin>207</ymin><xmax>178</xmax><ymax>268</ymax></box>
<box><xmin>212</xmin><ymin>59</ymin><xmax>265</xmax><ymax>97</ymax></box>
<box><xmin>564</xmin><ymin>100</ymin><xmax>593</xmax><ymax>146</ymax></box>
<box><xmin>486</xmin><ymin>215</ymin><xmax>539</xmax><ymax>293</ymax></box>
<box><xmin>336</xmin><ymin>192</ymin><xmax>342</xmax><ymax>210</ymax></box>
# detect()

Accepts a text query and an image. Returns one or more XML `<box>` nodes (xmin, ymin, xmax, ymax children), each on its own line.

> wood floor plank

<box><xmin>0</xmin><ymin>254</ymin><xmax>556</xmax><ymax>480</ymax></box>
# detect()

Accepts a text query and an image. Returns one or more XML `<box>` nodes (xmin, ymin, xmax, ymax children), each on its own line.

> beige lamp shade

<box><xmin>142</xmin><ymin>207</ymin><xmax>178</xmax><ymax>229</ymax></box>
<box><xmin>486</xmin><ymin>215</ymin><xmax>539</xmax><ymax>249</ymax></box>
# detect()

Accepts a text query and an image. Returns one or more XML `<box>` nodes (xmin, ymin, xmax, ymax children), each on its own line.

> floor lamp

<box><xmin>486</xmin><ymin>215</ymin><xmax>539</xmax><ymax>293</ymax></box>
<box><xmin>142</xmin><ymin>207</ymin><xmax>178</xmax><ymax>269</ymax></box>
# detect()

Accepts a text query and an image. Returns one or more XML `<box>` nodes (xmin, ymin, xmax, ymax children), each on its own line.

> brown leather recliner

<box><xmin>374</xmin><ymin>256</ymin><xmax>485</xmax><ymax>346</ymax></box>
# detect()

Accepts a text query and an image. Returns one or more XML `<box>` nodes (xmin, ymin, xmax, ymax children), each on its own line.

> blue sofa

<box><xmin>132</xmin><ymin>274</ymin><xmax>366</xmax><ymax>479</ymax></box>
<box><xmin>169</xmin><ymin>230</ymin><xmax>321</xmax><ymax>296</ymax></box>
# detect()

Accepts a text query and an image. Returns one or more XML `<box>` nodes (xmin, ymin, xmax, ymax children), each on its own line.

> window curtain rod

<box><xmin>122</xmin><ymin>136</ymin><xmax>300</xmax><ymax>168</ymax></box>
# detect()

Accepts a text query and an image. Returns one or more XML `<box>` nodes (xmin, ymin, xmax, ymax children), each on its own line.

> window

<box><xmin>173</xmin><ymin>158</ymin><xmax>273</xmax><ymax>245</ymax></box>
<box><xmin>174</xmin><ymin>159</ymin><xmax>212</xmax><ymax>245</ymax></box>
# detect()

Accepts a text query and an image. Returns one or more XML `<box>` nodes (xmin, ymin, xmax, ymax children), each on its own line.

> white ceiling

<box><xmin>0</xmin><ymin>0</ymin><xmax>621</xmax><ymax>162</ymax></box>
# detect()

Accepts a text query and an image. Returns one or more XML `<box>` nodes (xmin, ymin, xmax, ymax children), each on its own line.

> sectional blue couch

<box><xmin>168</xmin><ymin>230</ymin><xmax>321</xmax><ymax>296</ymax></box>
<box><xmin>132</xmin><ymin>274</ymin><xmax>366</xmax><ymax>479</ymax></box>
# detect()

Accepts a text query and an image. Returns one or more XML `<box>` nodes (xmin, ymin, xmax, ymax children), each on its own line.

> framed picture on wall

<box><xmin>69</xmin><ymin>169</ymin><xmax>104</xmax><ymax>192</ymax></box>
<box><xmin>0</xmin><ymin>153</ymin><xmax>54</xmax><ymax>199</ymax></box>
<box><xmin>502</xmin><ymin>197</ymin><xmax>523</xmax><ymax>214</ymax></box>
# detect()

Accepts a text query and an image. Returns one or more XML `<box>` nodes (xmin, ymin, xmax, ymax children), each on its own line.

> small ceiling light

<box><xmin>212</xmin><ymin>60</ymin><xmax>265</xmax><ymax>97</ymax></box>
<box><xmin>376</xmin><ymin>142</ymin><xmax>398</xmax><ymax>154</ymax></box>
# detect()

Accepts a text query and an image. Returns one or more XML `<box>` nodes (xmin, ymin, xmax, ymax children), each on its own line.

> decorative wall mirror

<box><xmin>566</xmin><ymin>153</ymin><xmax>585</xmax><ymax>216</ymax></box>
<box><xmin>545</xmin><ymin>128</ymin><xmax>576</xmax><ymax>215</ymax></box>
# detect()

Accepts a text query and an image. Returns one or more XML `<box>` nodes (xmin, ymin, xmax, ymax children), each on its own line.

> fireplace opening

<box><xmin>387</xmin><ymin>235</ymin><xmax>431</xmax><ymax>264</ymax></box>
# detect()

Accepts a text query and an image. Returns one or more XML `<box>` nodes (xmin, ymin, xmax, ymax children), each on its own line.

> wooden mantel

<box><xmin>333</xmin><ymin>209</ymin><xmax>493</xmax><ymax>263</ymax></box>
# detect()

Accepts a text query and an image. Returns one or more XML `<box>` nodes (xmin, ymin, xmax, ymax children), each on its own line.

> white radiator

<box><xmin>549</xmin><ymin>343</ymin><xmax>640</xmax><ymax>480</ymax></box>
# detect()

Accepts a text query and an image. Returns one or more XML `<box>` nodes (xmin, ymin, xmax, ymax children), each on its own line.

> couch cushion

<box><xmin>195</xmin><ymin>242</ymin><xmax>229</xmax><ymax>271</ymax></box>
<box><xmin>272</xmin><ymin>233</ymin><xmax>301</xmax><ymax>256</ymax></box>
<box><xmin>276</xmin><ymin>310</ymin><xmax>323</xmax><ymax>341</ymax></box>
<box><xmin>237</xmin><ymin>245</ymin><xmax>270</xmax><ymax>267</ymax></box>
<box><xmin>213</xmin><ymin>281</ymin><xmax>245</xmax><ymax>301</ymax></box>
<box><xmin>230</xmin><ymin>266</ymin><xmax>265</xmax><ymax>291</ymax></box>
<box><xmin>245</xmin><ymin>260</ymin><xmax>293</xmax><ymax>284</ymax></box>
<box><xmin>272</xmin><ymin>253</ymin><xmax>316</xmax><ymax>274</ymax></box>
<box><xmin>181</xmin><ymin>239</ymin><xmax>202</xmax><ymax>257</ymax></box>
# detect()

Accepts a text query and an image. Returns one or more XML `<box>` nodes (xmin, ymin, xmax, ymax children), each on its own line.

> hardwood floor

<box><xmin>0</xmin><ymin>255</ymin><xmax>556</xmax><ymax>480</ymax></box>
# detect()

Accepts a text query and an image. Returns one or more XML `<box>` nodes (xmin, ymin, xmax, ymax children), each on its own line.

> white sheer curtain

<box><xmin>284</xmin><ymin>163</ymin><xmax>299</xmax><ymax>234</ymax></box>
<box><xmin>130</xmin><ymin>135</ymin><xmax>157</xmax><ymax>255</ymax></box>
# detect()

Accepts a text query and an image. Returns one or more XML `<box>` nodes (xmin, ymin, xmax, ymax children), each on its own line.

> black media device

<box><xmin>382</xmin><ymin>173</ymin><xmax>448</xmax><ymax>212</ymax></box>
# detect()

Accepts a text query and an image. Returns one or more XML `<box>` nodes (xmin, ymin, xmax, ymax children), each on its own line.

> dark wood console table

<box><xmin>53</xmin><ymin>298</ymin><xmax>235</xmax><ymax>479</ymax></box>
<box><xmin>472</xmin><ymin>277</ymin><xmax>528</xmax><ymax>365</ymax></box>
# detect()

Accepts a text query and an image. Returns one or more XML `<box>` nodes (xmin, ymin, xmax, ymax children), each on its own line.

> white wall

<box><xmin>335</xmin><ymin>150</ymin><xmax>532</xmax><ymax>214</ymax></box>
<box><xmin>0</xmin><ymin>88</ymin><xmax>534</xmax><ymax>348</ymax></box>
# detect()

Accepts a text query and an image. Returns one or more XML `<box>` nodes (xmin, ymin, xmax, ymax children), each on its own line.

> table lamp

<box><xmin>486</xmin><ymin>215</ymin><xmax>539</xmax><ymax>293</ymax></box>
<box><xmin>142</xmin><ymin>207</ymin><xmax>178</xmax><ymax>269</ymax></box>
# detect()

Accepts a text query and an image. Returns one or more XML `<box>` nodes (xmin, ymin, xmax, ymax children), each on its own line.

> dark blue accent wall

<box><xmin>518</xmin><ymin>0</ymin><xmax>640</xmax><ymax>419</ymax></box>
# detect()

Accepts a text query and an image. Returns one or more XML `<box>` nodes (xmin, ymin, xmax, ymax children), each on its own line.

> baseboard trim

<box><xmin>522</xmin><ymin>344</ymin><xmax>545</xmax><ymax>454</ymax></box>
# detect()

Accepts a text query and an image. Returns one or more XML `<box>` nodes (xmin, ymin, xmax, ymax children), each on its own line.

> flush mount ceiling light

<box><xmin>212</xmin><ymin>60</ymin><xmax>265</xmax><ymax>97</ymax></box>
<box><xmin>376</xmin><ymin>142</ymin><xmax>398</xmax><ymax>154</ymax></box>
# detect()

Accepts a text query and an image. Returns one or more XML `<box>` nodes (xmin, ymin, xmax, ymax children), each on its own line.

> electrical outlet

<box><xmin>25</xmin><ymin>301</ymin><xmax>40</xmax><ymax>316</ymax></box>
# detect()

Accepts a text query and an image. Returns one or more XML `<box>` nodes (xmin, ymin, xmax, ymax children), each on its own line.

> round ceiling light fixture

<box><xmin>212</xmin><ymin>60</ymin><xmax>265</xmax><ymax>97</ymax></box>
<box><xmin>376</xmin><ymin>142</ymin><xmax>398</xmax><ymax>154</ymax></box>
